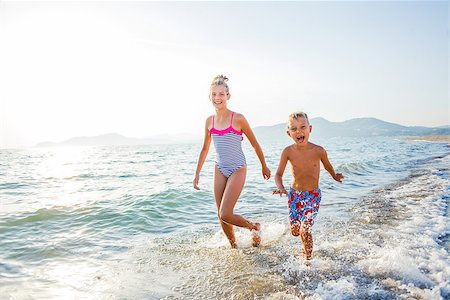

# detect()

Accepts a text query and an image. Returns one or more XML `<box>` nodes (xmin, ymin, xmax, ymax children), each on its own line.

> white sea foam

<box><xmin>199</xmin><ymin>221</ymin><xmax>287</xmax><ymax>249</ymax></box>
<box><xmin>312</xmin><ymin>276</ymin><xmax>357</xmax><ymax>299</ymax></box>
<box><xmin>359</xmin><ymin>246</ymin><xmax>434</xmax><ymax>286</ymax></box>
<box><xmin>356</xmin><ymin>168</ymin><xmax>449</xmax><ymax>298</ymax></box>
<box><xmin>264</xmin><ymin>291</ymin><xmax>302</xmax><ymax>300</ymax></box>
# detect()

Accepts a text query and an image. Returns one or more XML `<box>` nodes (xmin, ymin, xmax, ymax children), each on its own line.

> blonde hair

<box><xmin>210</xmin><ymin>74</ymin><xmax>230</xmax><ymax>94</ymax></box>
<box><xmin>288</xmin><ymin>112</ymin><xmax>310</xmax><ymax>126</ymax></box>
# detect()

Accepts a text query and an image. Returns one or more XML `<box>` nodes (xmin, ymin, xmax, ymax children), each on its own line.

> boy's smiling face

<box><xmin>287</xmin><ymin>117</ymin><xmax>312</xmax><ymax>145</ymax></box>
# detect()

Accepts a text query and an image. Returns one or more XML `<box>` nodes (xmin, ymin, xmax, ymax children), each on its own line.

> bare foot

<box><xmin>251</xmin><ymin>223</ymin><xmax>261</xmax><ymax>247</ymax></box>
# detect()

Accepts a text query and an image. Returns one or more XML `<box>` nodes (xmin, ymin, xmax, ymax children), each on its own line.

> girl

<box><xmin>193</xmin><ymin>75</ymin><xmax>271</xmax><ymax>248</ymax></box>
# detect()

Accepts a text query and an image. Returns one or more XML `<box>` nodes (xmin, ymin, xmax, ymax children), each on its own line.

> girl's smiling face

<box><xmin>209</xmin><ymin>85</ymin><xmax>230</xmax><ymax>109</ymax></box>
<box><xmin>287</xmin><ymin>117</ymin><xmax>312</xmax><ymax>145</ymax></box>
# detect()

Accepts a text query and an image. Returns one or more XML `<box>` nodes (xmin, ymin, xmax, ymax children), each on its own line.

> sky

<box><xmin>0</xmin><ymin>1</ymin><xmax>448</xmax><ymax>148</ymax></box>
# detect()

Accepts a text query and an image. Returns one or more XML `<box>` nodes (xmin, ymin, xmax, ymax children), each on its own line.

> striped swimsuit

<box><xmin>210</xmin><ymin>112</ymin><xmax>246</xmax><ymax>178</ymax></box>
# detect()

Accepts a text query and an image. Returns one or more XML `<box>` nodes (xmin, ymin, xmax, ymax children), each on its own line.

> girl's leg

<box><xmin>219</xmin><ymin>167</ymin><xmax>258</xmax><ymax>231</ymax></box>
<box><xmin>214</xmin><ymin>166</ymin><xmax>236</xmax><ymax>247</ymax></box>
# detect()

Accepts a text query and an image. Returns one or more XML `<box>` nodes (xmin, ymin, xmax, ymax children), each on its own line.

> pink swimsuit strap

<box><xmin>210</xmin><ymin>112</ymin><xmax>243</xmax><ymax>136</ymax></box>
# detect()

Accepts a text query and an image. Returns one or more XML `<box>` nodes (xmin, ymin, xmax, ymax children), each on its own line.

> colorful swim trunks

<box><xmin>288</xmin><ymin>187</ymin><xmax>321</xmax><ymax>226</ymax></box>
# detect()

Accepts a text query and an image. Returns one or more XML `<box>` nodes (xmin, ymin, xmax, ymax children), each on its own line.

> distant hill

<box><xmin>35</xmin><ymin>117</ymin><xmax>449</xmax><ymax>147</ymax></box>
<box><xmin>253</xmin><ymin>117</ymin><xmax>450</xmax><ymax>142</ymax></box>
<box><xmin>35</xmin><ymin>133</ymin><xmax>199</xmax><ymax>147</ymax></box>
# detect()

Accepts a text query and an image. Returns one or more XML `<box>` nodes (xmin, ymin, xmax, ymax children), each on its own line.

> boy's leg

<box><xmin>290</xmin><ymin>221</ymin><xmax>300</xmax><ymax>236</ymax></box>
<box><xmin>300</xmin><ymin>222</ymin><xmax>313</xmax><ymax>260</ymax></box>
<box><xmin>214</xmin><ymin>167</ymin><xmax>236</xmax><ymax>247</ymax></box>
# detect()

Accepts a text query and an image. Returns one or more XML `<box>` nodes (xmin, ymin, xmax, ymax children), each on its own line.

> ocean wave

<box><xmin>347</xmin><ymin>164</ymin><xmax>449</xmax><ymax>298</ymax></box>
<box><xmin>0</xmin><ymin>182</ymin><xmax>31</xmax><ymax>190</ymax></box>
<box><xmin>0</xmin><ymin>208</ymin><xmax>69</xmax><ymax>233</ymax></box>
<box><xmin>336</xmin><ymin>160</ymin><xmax>384</xmax><ymax>176</ymax></box>
<box><xmin>0</xmin><ymin>262</ymin><xmax>23</xmax><ymax>279</ymax></box>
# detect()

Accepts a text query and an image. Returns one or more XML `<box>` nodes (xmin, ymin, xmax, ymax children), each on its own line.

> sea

<box><xmin>1</xmin><ymin>136</ymin><xmax>449</xmax><ymax>300</ymax></box>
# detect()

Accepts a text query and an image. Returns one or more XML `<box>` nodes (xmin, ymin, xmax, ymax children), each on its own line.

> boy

<box><xmin>273</xmin><ymin>112</ymin><xmax>343</xmax><ymax>261</ymax></box>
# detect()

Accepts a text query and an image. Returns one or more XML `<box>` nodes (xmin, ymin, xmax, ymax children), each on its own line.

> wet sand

<box><xmin>402</xmin><ymin>135</ymin><xmax>450</xmax><ymax>142</ymax></box>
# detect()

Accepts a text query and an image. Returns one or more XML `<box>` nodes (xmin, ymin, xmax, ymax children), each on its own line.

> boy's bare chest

<box><xmin>289</xmin><ymin>152</ymin><xmax>320</xmax><ymax>170</ymax></box>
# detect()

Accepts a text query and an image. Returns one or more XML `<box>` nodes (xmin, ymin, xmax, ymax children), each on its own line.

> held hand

<box><xmin>334</xmin><ymin>173</ymin><xmax>344</xmax><ymax>183</ymax></box>
<box><xmin>272</xmin><ymin>188</ymin><xmax>288</xmax><ymax>197</ymax></box>
<box><xmin>262</xmin><ymin>165</ymin><xmax>271</xmax><ymax>180</ymax></box>
<box><xmin>193</xmin><ymin>176</ymin><xmax>200</xmax><ymax>190</ymax></box>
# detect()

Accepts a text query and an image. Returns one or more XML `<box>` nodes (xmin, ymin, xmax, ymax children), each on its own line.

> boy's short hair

<box><xmin>288</xmin><ymin>112</ymin><xmax>309</xmax><ymax>126</ymax></box>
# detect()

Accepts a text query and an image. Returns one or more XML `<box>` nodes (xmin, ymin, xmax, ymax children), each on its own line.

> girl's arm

<box><xmin>273</xmin><ymin>148</ymin><xmax>288</xmax><ymax>196</ymax></box>
<box><xmin>239</xmin><ymin>114</ymin><xmax>271</xmax><ymax>180</ymax></box>
<box><xmin>193</xmin><ymin>117</ymin><xmax>212</xmax><ymax>190</ymax></box>
<box><xmin>319</xmin><ymin>147</ymin><xmax>343</xmax><ymax>182</ymax></box>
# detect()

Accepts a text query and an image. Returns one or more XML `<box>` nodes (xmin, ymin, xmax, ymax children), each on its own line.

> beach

<box><xmin>1</xmin><ymin>136</ymin><xmax>449</xmax><ymax>299</ymax></box>
<box><xmin>402</xmin><ymin>135</ymin><xmax>450</xmax><ymax>142</ymax></box>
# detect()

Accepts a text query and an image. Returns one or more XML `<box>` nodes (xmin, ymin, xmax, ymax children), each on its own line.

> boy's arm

<box><xmin>239</xmin><ymin>115</ymin><xmax>271</xmax><ymax>180</ymax></box>
<box><xmin>273</xmin><ymin>148</ymin><xmax>289</xmax><ymax>196</ymax></box>
<box><xmin>319</xmin><ymin>147</ymin><xmax>343</xmax><ymax>182</ymax></box>
<box><xmin>193</xmin><ymin>118</ymin><xmax>212</xmax><ymax>190</ymax></box>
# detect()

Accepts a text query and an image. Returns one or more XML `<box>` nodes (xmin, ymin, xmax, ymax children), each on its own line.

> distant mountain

<box><xmin>35</xmin><ymin>117</ymin><xmax>449</xmax><ymax>147</ymax></box>
<box><xmin>253</xmin><ymin>117</ymin><xmax>450</xmax><ymax>142</ymax></box>
<box><xmin>35</xmin><ymin>133</ymin><xmax>199</xmax><ymax>147</ymax></box>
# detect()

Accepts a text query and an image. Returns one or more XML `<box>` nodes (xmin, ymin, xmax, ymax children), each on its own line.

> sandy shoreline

<box><xmin>402</xmin><ymin>135</ymin><xmax>450</xmax><ymax>142</ymax></box>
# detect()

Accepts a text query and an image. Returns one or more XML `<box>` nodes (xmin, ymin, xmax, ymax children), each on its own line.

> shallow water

<box><xmin>1</xmin><ymin>137</ymin><xmax>449</xmax><ymax>299</ymax></box>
